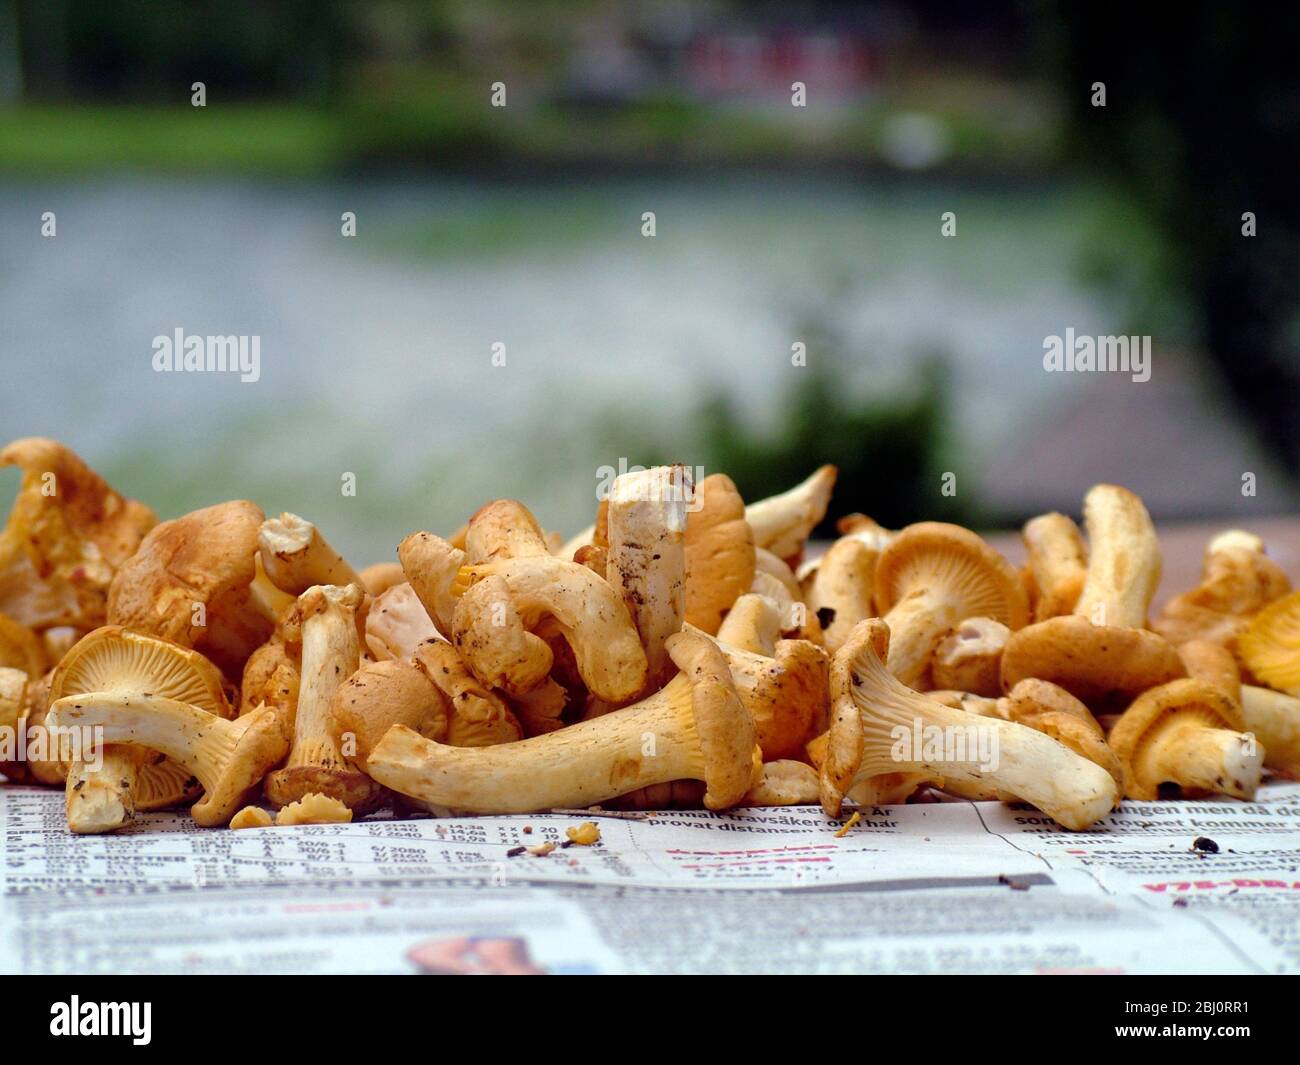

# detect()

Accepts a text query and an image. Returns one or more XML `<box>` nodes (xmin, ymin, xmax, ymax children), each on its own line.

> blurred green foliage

<box><xmin>699</xmin><ymin>356</ymin><xmax>971</xmax><ymax>534</ymax></box>
<box><xmin>0</xmin><ymin>105</ymin><xmax>339</xmax><ymax>173</ymax></box>
<box><xmin>590</xmin><ymin>331</ymin><xmax>973</xmax><ymax>538</ymax></box>
<box><xmin>1</xmin><ymin>0</ymin><xmax>1057</xmax><ymax>174</ymax></box>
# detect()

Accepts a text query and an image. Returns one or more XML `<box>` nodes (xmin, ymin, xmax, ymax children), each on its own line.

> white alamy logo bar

<box><xmin>891</xmin><ymin>718</ymin><xmax>999</xmax><ymax>773</ymax></box>
<box><xmin>1042</xmin><ymin>329</ymin><xmax>1151</xmax><ymax>383</ymax></box>
<box><xmin>0</xmin><ymin>723</ymin><xmax>103</xmax><ymax>771</ymax></box>
<box><xmin>49</xmin><ymin>997</ymin><xmax>151</xmax><ymax>1045</ymax></box>
<box><xmin>152</xmin><ymin>328</ymin><xmax>261</xmax><ymax>382</ymax></box>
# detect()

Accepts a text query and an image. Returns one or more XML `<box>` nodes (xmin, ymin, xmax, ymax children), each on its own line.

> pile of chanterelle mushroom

<box><xmin>1</xmin><ymin>436</ymin><xmax>1298</xmax><ymax>835</ymax></box>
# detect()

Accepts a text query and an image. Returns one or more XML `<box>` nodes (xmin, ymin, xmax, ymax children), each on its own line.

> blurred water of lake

<box><xmin>0</xmin><ymin>175</ymin><xmax>1143</xmax><ymax>561</ymax></box>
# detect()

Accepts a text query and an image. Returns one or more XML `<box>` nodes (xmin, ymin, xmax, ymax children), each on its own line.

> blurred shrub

<box><xmin>698</xmin><ymin>355</ymin><xmax>974</xmax><ymax>536</ymax></box>
<box><xmin>593</xmin><ymin>342</ymin><xmax>978</xmax><ymax>537</ymax></box>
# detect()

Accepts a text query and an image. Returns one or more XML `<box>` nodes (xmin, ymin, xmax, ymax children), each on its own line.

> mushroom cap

<box><xmin>1239</xmin><ymin>589</ymin><xmax>1300</xmax><ymax>695</ymax></box>
<box><xmin>836</xmin><ymin>513</ymin><xmax>893</xmax><ymax>548</ymax></box>
<box><xmin>924</xmin><ymin>689</ymin><xmax>1003</xmax><ymax>717</ymax></box>
<box><xmin>451</xmin><ymin>572</ymin><xmax>554</xmax><ymax>696</ymax></box>
<box><xmin>331</xmin><ymin>658</ymin><xmax>450</xmax><ymax>765</ymax></box>
<box><xmin>744</xmin><ymin>759</ymin><xmax>820</xmax><ymax>806</ymax></box>
<box><xmin>0</xmin><ymin>613</ymin><xmax>46</xmax><ymax>679</ymax></box>
<box><xmin>0</xmin><ymin>437</ymin><xmax>157</xmax><ymax>629</ymax></box>
<box><xmin>715</xmin><ymin>593</ymin><xmax>783</xmax><ymax>656</ymax></box>
<box><xmin>1000</xmin><ymin>614</ymin><xmax>1185</xmax><ymax>709</ymax></box>
<box><xmin>508</xmin><ymin>677</ymin><xmax>568</xmax><ymax>737</ymax></box>
<box><xmin>1108</xmin><ymin>678</ymin><xmax>1245</xmax><ymax>797</ymax></box>
<box><xmin>50</xmin><ymin>626</ymin><xmax>231</xmax><ymax>811</ymax></box>
<box><xmin>454</xmin><ymin>556</ymin><xmax>646</xmax><ymax>703</ymax></box>
<box><xmin>722</xmin><ymin>638</ymin><xmax>830</xmax><ymax>760</ymax></box>
<box><xmin>684</xmin><ymin>474</ymin><xmax>756</xmax><ymax>634</ymax></box>
<box><xmin>1177</xmin><ymin>639</ymin><xmax>1242</xmax><ymax>705</ymax></box>
<box><xmin>49</xmin><ymin>626</ymin><xmax>230</xmax><ymax>717</ymax></box>
<box><xmin>1004</xmin><ymin>677</ymin><xmax>1095</xmax><ymax>726</ymax></box>
<box><xmin>753</xmin><ymin>547</ymin><xmax>802</xmax><ymax>602</ymax></box>
<box><xmin>1022</xmin><ymin>511</ymin><xmax>1088</xmax><ymax>621</ymax></box>
<box><xmin>1153</xmin><ymin>536</ymin><xmax>1291</xmax><ymax>649</ymax></box>
<box><xmin>664</xmin><ymin>630</ymin><xmax>761</xmax><ymax>810</ymax></box>
<box><xmin>107</xmin><ymin>500</ymin><xmax>268</xmax><ymax>675</ymax></box>
<box><xmin>875</xmin><ymin>522</ymin><xmax>1029</xmax><ymax>629</ymax></box>
<box><xmin>130</xmin><ymin>754</ymin><xmax>203</xmax><ymax>807</ymax></box>
<box><xmin>195</xmin><ymin>705</ymin><xmax>291</xmax><ymax>826</ymax></box>
<box><xmin>16</xmin><ymin>672</ymin><xmax>64</xmax><ymax>785</ymax></box>
<box><xmin>465</xmin><ymin>499</ymin><xmax>549</xmax><ymax>563</ymax></box>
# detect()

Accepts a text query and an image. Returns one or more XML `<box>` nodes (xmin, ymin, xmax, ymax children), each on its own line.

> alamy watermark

<box><xmin>596</xmin><ymin>460</ymin><xmax>704</xmax><ymax>510</ymax></box>
<box><xmin>152</xmin><ymin>328</ymin><xmax>261</xmax><ymax>383</ymax></box>
<box><xmin>50</xmin><ymin>996</ymin><xmax>151</xmax><ymax>1045</ymax></box>
<box><xmin>0</xmin><ymin>723</ymin><xmax>104</xmax><ymax>771</ymax></box>
<box><xmin>1043</xmin><ymin>329</ymin><xmax>1150</xmax><ymax>383</ymax></box>
<box><xmin>892</xmin><ymin>717</ymin><xmax>999</xmax><ymax>772</ymax></box>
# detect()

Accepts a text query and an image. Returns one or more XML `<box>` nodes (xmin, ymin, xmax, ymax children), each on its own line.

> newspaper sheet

<box><xmin>3</xmin><ymin>782</ymin><xmax>1298</xmax><ymax>974</ymax></box>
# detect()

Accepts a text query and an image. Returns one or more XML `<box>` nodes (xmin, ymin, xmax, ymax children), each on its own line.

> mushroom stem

<box><xmin>370</xmin><ymin>678</ymin><xmax>699</xmax><ymax>813</ymax></box>
<box><xmin>1073</xmin><ymin>485</ymin><xmax>1161</xmax><ymax>628</ymax></box>
<box><xmin>453</xmin><ymin>555</ymin><xmax>648</xmax><ymax>703</ymax></box>
<box><xmin>606</xmin><ymin>465</ymin><xmax>690</xmax><ymax>691</ymax></box>
<box><xmin>821</xmin><ymin>620</ymin><xmax>1117</xmax><ymax>830</ymax></box>
<box><xmin>247</xmin><ymin>554</ymin><xmax>295</xmax><ymax>623</ymax></box>
<box><xmin>805</xmin><ymin>536</ymin><xmax>878</xmax><ymax>653</ymax></box>
<box><xmin>1241</xmin><ymin>685</ymin><xmax>1300</xmax><ymax>778</ymax></box>
<box><xmin>368</xmin><ymin>631</ymin><xmax>758</xmax><ymax>814</ymax></box>
<box><xmin>259</xmin><ymin>513</ymin><xmax>361</xmax><ymax>596</ymax></box>
<box><xmin>1133</xmin><ymin>719</ymin><xmax>1262</xmax><ymax>800</ymax></box>
<box><xmin>716</xmin><ymin>593</ymin><xmax>783</xmax><ymax>656</ymax></box>
<box><xmin>46</xmin><ymin>696</ymin><xmax>288</xmax><ymax>827</ymax></box>
<box><xmin>1023</xmin><ymin>512</ymin><xmax>1087</xmax><ymax>620</ymax></box>
<box><xmin>399</xmin><ymin>532</ymin><xmax>466</xmax><ymax>634</ymax></box>
<box><xmin>264</xmin><ymin>584</ymin><xmax>383</xmax><ymax>812</ymax></box>
<box><xmin>881</xmin><ymin>591</ymin><xmax>957</xmax><ymax>687</ymax></box>
<box><xmin>66</xmin><ymin>750</ymin><xmax>139</xmax><ymax>834</ymax></box>
<box><xmin>744</xmin><ymin>465</ymin><xmax>836</xmax><ymax>562</ymax></box>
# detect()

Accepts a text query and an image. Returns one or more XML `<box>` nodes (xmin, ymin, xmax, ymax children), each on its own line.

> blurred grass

<box><xmin>0</xmin><ymin>83</ymin><xmax>1059</xmax><ymax>175</ymax></box>
<box><xmin>0</xmin><ymin>106</ymin><xmax>342</xmax><ymax>174</ymax></box>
